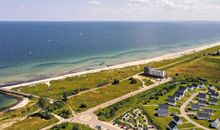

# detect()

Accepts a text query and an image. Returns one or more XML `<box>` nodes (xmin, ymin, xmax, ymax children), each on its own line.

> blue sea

<box><xmin>1</xmin><ymin>21</ymin><xmax>220</xmax><ymax>109</ymax></box>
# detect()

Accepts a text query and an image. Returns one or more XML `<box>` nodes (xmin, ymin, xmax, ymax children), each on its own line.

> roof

<box><xmin>187</xmin><ymin>85</ymin><xmax>193</xmax><ymax>89</ymax></box>
<box><xmin>191</xmin><ymin>104</ymin><xmax>200</xmax><ymax>110</ymax></box>
<box><xmin>176</xmin><ymin>91</ymin><xmax>184</xmax><ymax>96</ymax></box>
<box><xmin>168</xmin><ymin>96</ymin><xmax>175</xmax><ymax>100</ymax></box>
<box><xmin>209</xmin><ymin>98</ymin><xmax>218</xmax><ymax>103</ymax></box>
<box><xmin>158</xmin><ymin>104</ymin><xmax>168</xmax><ymax>110</ymax></box>
<box><xmin>204</xmin><ymin>108</ymin><xmax>213</xmax><ymax>113</ymax></box>
<box><xmin>211</xmin><ymin>119</ymin><xmax>220</xmax><ymax>127</ymax></box>
<box><xmin>212</xmin><ymin>92</ymin><xmax>219</xmax><ymax>97</ymax></box>
<box><xmin>208</xmin><ymin>89</ymin><xmax>215</xmax><ymax>94</ymax></box>
<box><xmin>178</xmin><ymin>87</ymin><xmax>187</xmax><ymax>92</ymax></box>
<box><xmin>198</xmin><ymin>100</ymin><xmax>206</xmax><ymax>104</ymax></box>
<box><xmin>173</xmin><ymin>116</ymin><xmax>181</xmax><ymax>122</ymax></box>
<box><xmin>198</xmin><ymin>112</ymin><xmax>210</xmax><ymax>118</ymax></box>
<box><xmin>198</xmin><ymin>93</ymin><xmax>206</xmax><ymax>99</ymax></box>
<box><xmin>157</xmin><ymin>109</ymin><xmax>168</xmax><ymax>115</ymax></box>
<box><xmin>168</xmin><ymin>98</ymin><xmax>176</xmax><ymax>103</ymax></box>
<box><xmin>168</xmin><ymin>121</ymin><xmax>177</xmax><ymax>129</ymax></box>
<box><xmin>192</xmin><ymin>83</ymin><xmax>199</xmax><ymax>87</ymax></box>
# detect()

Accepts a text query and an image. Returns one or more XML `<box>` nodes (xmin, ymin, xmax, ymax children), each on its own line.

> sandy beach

<box><xmin>2</xmin><ymin>42</ymin><xmax>220</xmax><ymax>90</ymax></box>
<box><xmin>9</xmin><ymin>98</ymin><xmax>29</xmax><ymax>110</ymax></box>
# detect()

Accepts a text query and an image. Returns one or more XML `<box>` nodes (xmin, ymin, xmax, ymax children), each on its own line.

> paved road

<box><xmin>69</xmin><ymin>78</ymin><xmax>171</xmax><ymax>130</ymax></box>
<box><xmin>42</xmin><ymin>78</ymin><xmax>171</xmax><ymax>130</ymax></box>
<box><xmin>180</xmin><ymin>92</ymin><xmax>210</xmax><ymax>130</ymax></box>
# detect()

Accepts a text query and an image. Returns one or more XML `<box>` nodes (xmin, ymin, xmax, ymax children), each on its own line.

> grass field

<box><xmin>4</xmin><ymin>117</ymin><xmax>58</xmax><ymax>130</ymax></box>
<box><xmin>95</xmin><ymin>81</ymin><xmax>174</xmax><ymax>121</ymax></box>
<box><xmin>15</xmin><ymin>65</ymin><xmax>143</xmax><ymax>99</ymax></box>
<box><xmin>50</xmin><ymin>122</ymin><xmax>92</xmax><ymax>130</ymax></box>
<box><xmin>68</xmin><ymin>79</ymin><xmax>143</xmax><ymax>112</ymax></box>
<box><xmin>168</xmin><ymin>56</ymin><xmax>220</xmax><ymax>81</ymax></box>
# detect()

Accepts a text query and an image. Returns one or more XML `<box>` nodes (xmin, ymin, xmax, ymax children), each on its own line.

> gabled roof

<box><xmin>173</xmin><ymin>116</ymin><xmax>181</xmax><ymax>122</ymax></box>
<box><xmin>198</xmin><ymin>100</ymin><xmax>206</xmax><ymax>104</ymax></box>
<box><xmin>212</xmin><ymin>92</ymin><xmax>219</xmax><ymax>97</ymax></box>
<box><xmin>208</xmin><ymin>89</ymin><xmax>215</xmax><ymax>94</ymax></box>
<box><xmin>168</xmin><ymin>96</ymin><xmax>175</xmax><ymax>100</ymax></box>
<box><xmin>157</xmin><ymin>109</ymin><xmax>168</xmax><ymax>115</ymax></box>
<box><xmin>168</xmin><ymin>121</ymin><xmax>177</xmax><ymax>129</ymax></box>
<box><xmin>158</xmin><ymin>104</ymin><xmax>168</xmax><ymax>110</ymax></box>
<box><xmin>178</xmin><ymin>87</ymin><xmax>187</xmax><ymax>92</ymax></box>
<box><xmin>198</xmin><ymin>112</ymin><xmax>210</xmax><ymax>118</ymax></box>
<box><xmin>192</xmin><ymin>83</ymin><xmax>199</xmax><ymax>87</ymax></box>
<box><xmin>187</xmin><ymin>85</ymin><xmax>193</xmax><ymax>89</ymax></box>
<box><xmin>198</xmin><ymin>93</ymin><xmax>206</xmax><ymax>99</ymax></box>
<box><xmin>204</xmin><ymin>108</ymin><xmax>213</xmax><ymax>113</ymax></box>
<box><xmin>209</xmin><ymin>98</ymin><xmax>218</xmax><ymax>103</ymax></box>
<box><xmin>191</xmin><ymin>104</ymin><xmax>200</xmax><ymax>110</ymax></box>
<box><xmin>211</xmin><ymin>119</ymin><xmax>220</xmax><ymax>127</ymax></box>
<box><xmin>168</xmin><ymin>98</ymin><xmax>176</xmax><ymax>103</ymax></box>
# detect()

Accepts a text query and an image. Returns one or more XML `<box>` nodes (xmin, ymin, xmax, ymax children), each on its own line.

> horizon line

<box><xmin>0</xmin><ymin>20</ymin><xmax>220</xmax><ymax>23</ymax></box>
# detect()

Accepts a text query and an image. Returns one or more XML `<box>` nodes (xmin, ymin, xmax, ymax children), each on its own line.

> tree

<box><xmin>38</xmin><ymin>97</ymin><xmax>46</xmax><ymax>109</ymax></box>
<box><xmin>130</xmin><ymin>78</ymin><xmax>137</xmax><ymax>84</ymax></box>
<box><xmin>63</xmin><ymin>92</ymin><xmax>68</xmax><ymax>102</ymax></box>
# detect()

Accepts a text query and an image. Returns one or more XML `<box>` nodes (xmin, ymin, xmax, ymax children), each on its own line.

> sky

<box><xmin>1</xmin><ymin>0</ymin><xmax>220</xmax><ymax>21</ymax></box>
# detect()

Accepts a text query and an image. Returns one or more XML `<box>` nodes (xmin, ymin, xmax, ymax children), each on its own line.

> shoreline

<box><xmin>2</xmin><ymin>42</ymin><xmax>220</xmax><ymax>90</ymax></box>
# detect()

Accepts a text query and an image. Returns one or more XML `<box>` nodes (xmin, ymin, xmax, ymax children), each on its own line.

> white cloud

<box><xmin>127</xmin><ymin>0</ymin><xmax>220</xmax><ymax>10</ymax></box>
<box><xmin>88</xmin><ymin>0</ymin><xmax>102</xmax><ymax>6</ymax></box>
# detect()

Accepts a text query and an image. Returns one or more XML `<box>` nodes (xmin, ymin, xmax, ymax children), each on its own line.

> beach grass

<box><xmin>168</xmin><ymin>56</ymin><xmax>220</xmax><ymax>81</ymax></box>
<box><xmin>4</xmin><ymin>116</ymin><xmax>58</xmax><ymax>130</ymax></box>
<box><xmin>68</xmin><ymin>79</ymin><xmax>143</xmax><ymax>112</ymax></box>
<box><xmin>16</xmin><ymin>66</ymin><xmax>142</xmax><ymax>99</ymax></box>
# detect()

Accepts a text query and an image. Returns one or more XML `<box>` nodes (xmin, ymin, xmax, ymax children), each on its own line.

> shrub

<box><xmin>112</xmin><ymin>79</ymin><xmax>120</xmax><ymax>85</ymax></box>
<box><xmin>79</xmin><ymin>103</ymin><xmax>87</xmax><ymax>108</ymax></box>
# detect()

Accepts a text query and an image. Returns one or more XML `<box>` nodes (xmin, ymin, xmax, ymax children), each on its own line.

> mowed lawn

<box><xmin>143</xmin><ymin>106</ymin><xmax>172</xmax><ymax>130</ymax></box>
<box><xmin>68</xmin><ymin>79</ymin><xmax>143</xmax><ymax>112</ymax></box>
<box><xmin>4</xmin><ymin>117</ymin><xmax>58</xmax><ymax>130</ymax></box>
<box><xmin>168</xmin><ymin>56</ymin><xmax>220</xmax><ymax>81</ymax></box>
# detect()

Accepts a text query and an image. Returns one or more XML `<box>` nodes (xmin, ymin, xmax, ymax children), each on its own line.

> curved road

<box><xmin>180</xmin><ymin>92</ymin><xmax>210</xmax><ymax>130</ymax></box>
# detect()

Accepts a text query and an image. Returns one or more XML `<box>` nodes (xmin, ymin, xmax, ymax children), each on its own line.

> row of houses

<box><xmin>197</xmin><ymin>108</ymin><xmax>213</xmax><ymax>120</ymax></box>
<box><xmin>197</xmin><ymin>90</ymin><xmax>219</xmax><ymax>106</ymax></box>
<box><xmin>168</xmin><ymin>84</ymin><xmax>205</xmax><ymax>106</ymax></box>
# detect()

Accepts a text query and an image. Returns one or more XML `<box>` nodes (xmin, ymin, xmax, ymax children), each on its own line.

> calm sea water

<box><xmin>1</xmin><ymin>21</ymin><xmax>220</xmax><ymax>108</ymax></box>
<box><xmin>0</xmin><ymin>93</ymin><xmax>18</xmax><ymax>110</ymax></box>
<box><xmin>1</xmin><ymin>22</ymin><xmax>220</xmax><ymax>87</ymax></box>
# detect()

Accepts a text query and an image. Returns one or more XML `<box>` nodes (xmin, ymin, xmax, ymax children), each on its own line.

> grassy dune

<box><xmin>16</xmin><ymin>66</ymin><xmax>142</xmax><ymax>99</ymax></box>
<box><xmin>168</xmin><ymin>56</ymin><xmax>220</xmax><ymax>80</ymax></box>
<box><xmin>68</xmin><ymin>79</ymin><xmax>143</xmax><ymax>112</ymax></box>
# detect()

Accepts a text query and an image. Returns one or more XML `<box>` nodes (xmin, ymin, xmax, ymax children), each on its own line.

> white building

<box><xmin>144</xmin><ymin>66</ymin><xmax>166</xmax><ymax>78</ymax></box>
